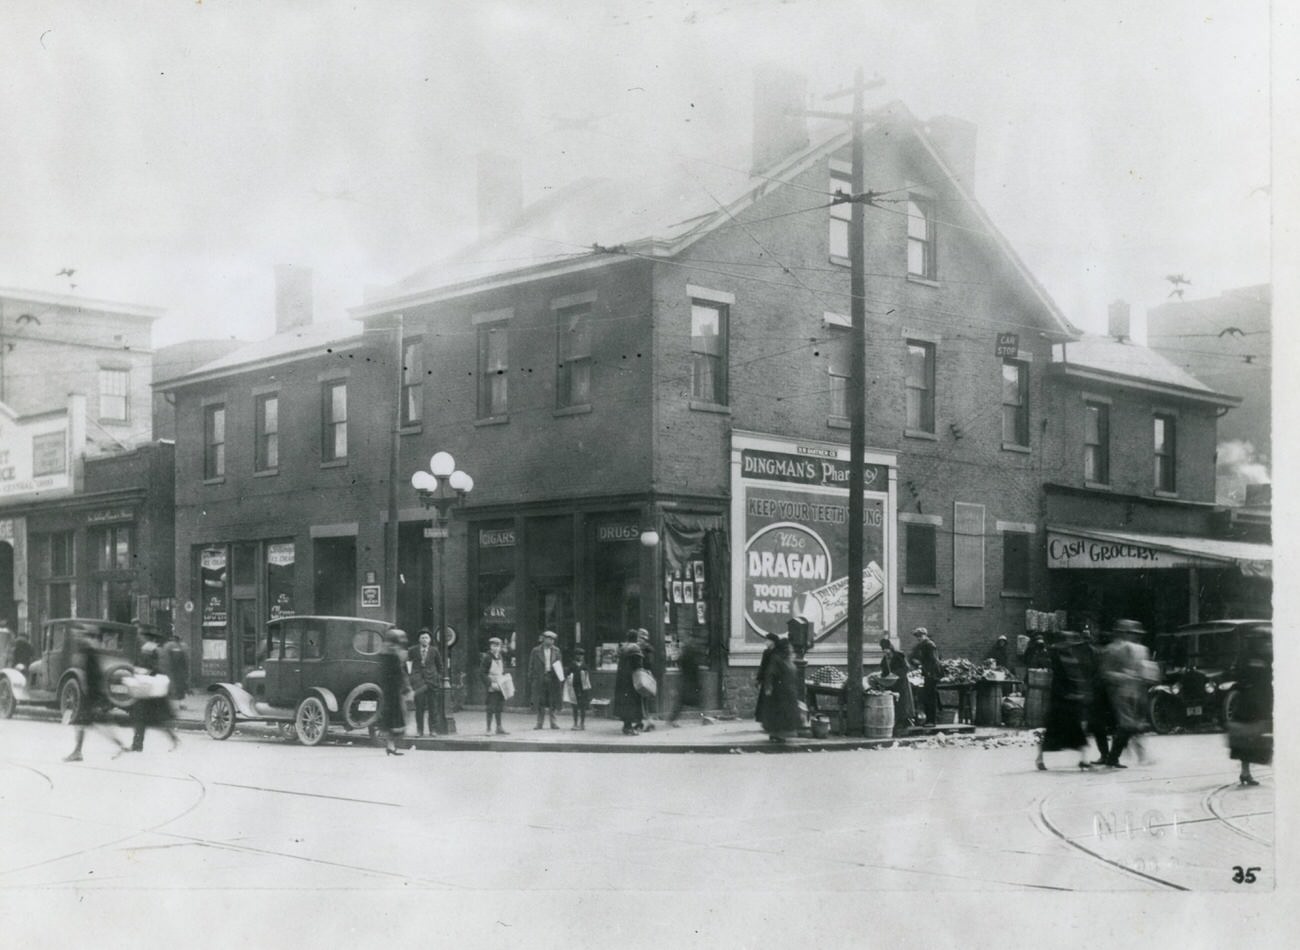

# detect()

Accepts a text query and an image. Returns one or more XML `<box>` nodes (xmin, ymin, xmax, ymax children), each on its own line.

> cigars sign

<box><xmin>730</xmin><ymin>434</ymin><xmax>896</xmax><ymax>656</ymax></box>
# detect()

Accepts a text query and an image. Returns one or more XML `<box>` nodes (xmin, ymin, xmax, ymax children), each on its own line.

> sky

<box><xmin>0</xmin><ymin>0</ymin><xmax>1275</xmax><ymax>347</ymax></box>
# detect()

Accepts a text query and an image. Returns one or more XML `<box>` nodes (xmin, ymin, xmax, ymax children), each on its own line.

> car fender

<box><xmin>1147</xmin><ymin>684</ymin><xmax>1178</xmax><ymax>699</ymax></box>
<box><xmin>207</xmin><ymin>683</ymin><xmax>259</xmax><ymax>719</ymax></box>
<box><xmin>305</xmin><ymin>686</ymin><xmax>339</xmax><ymax>714</ymax></box>
<box><xmin>2</xmin><ymin>667</ymin><xmax>30</xmax><ymax>701</ymax></box>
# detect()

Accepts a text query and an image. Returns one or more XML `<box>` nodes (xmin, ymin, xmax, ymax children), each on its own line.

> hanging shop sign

<box><xmin>730</xmin><ymin>432</ymin><xmax>896</xmax><ymax>663</ymax></box>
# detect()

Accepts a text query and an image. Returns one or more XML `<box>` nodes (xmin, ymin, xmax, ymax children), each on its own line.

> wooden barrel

<box><xmin>865</xmin><ymin>692</ymin><xmax>895</xmax><ymax>738</ymax></box>
<box><xmin>975</xmin><ymin>682</ymin><xmax>1002</xmax><ymax>727</ymax></box>
<box><xmin>1024</xmin><ymin>669</ymin><xmax>1052</xmax><ymax>727</ymax></box>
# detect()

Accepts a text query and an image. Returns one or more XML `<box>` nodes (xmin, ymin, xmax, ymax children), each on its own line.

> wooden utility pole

<box><xmin>815</xmin><ymin>68</ymin><xmax>884</xmax><ymax>734</ymax></box>
<box><xmin>386</xmin><ymin>313</ymin><xmax>404</xmax><ymax>624</ymax></box>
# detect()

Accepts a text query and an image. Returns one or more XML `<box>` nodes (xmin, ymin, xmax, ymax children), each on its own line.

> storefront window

<box><xmin>476</xmin><ymin>523</ymin><xmax>517</xmax><ymax>661</ymax></box>
<box><xmin>267</xmin><ymin>541</ymin><xmax>296</xmax><ymax>620</ymax></box>
<box><xmin>590</xmin><ymin>517</ymin><xmax>642</xmax><ymax>667</ymax></box>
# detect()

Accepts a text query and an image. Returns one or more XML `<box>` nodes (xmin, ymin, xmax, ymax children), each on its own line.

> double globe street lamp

<box><xmin>411</xmin><ymin>451</ymin><xmax>473</xmax><ymax>735</ymax></box>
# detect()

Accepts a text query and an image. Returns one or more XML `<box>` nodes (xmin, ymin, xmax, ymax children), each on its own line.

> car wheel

<box><xmin>1148</xmin><ymin>692</ymin><xmax>1178</xmax><ymax>735</ymax></box>
<box><xmin>343</xmin><ymin>683</ymin><xmax>383</xmax><ymax>730</ymax></box>
<box><xmin>0</xmin><ymin>678</ymin><xmax>16</xmax><ymax>719</ymax></box>
<box><xmin>204</xmin><ymin>693</ymin><xmax>237</xmax><ymax>740</ymax></box>
<box><xmin>295</xmin><ymin>696</ymin><xmax>328</xmax><ymax>746</ymax></box>
<box><xmin>105</xmin><ymin>666</ymin><xmax>135</xmax><ymax>711</ymax></box>
<box><xmin>60</xmin><ymin>678</ymin><xmax>83</xmax><ymax>724</ymax></box>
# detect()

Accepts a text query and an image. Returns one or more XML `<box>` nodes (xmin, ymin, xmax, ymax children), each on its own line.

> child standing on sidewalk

<box><xmin>566</xmin><ymin>651</ymin><xmax>591</xmax><ymax>730</ymax></box>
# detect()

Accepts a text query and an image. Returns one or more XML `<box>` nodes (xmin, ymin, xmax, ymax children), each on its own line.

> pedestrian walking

<box><xmin>480</xmin><ymin>637</ymin><xmax>510</xmax><ymax>735</ymax></box>
<box><xmin>759</xmin><ymin>631</ymin><xmax>801</xmax><ymax>743</ymax></box>
<box><xmin>528</xmin><ymin>630</ymin><xmax>564</xmax><ymax>730</ymax></box>
<box><xmin>409</xmin><ymin>629</ymin><xmax>442</xmax><ymax>737</ymax></box>
<box><xmin>613</xmin><ymin>632</ymin><xmax>646</xmax><ymax>735</ymax></box>
<box><xmin>665</xmin><ymin>634</ymin><xmax>704</xmax><ymax>726</ymax></box>
<box><xmin>1034</xmin><ymin>633</ymin><xmax>1090</xmax><ymax>771</ymax></box>
<box><xmin>908</xmin><ymin>626</ymin><xmax>942</xmax><ymax>726</ymax></box>
<box><xmin>124</xmin><ymin>638</ymin><xmax>179</xmax><ymax>755</ymax></box>
<box><xmin>1083</xmin><ymin>628</ymin><xmax>1114</xmax><ymax>766</ymax></box>
<box><xmin>64</xmin><ymin>637</ymin><xmax>128</xmax><ymax>762</ymax></box>
<box><xmin>1227</xmin><ymin>631</ymin><xmax>1272</xmax><ymax>786</ymax></box>
<box><xmin>1100</xmin><ymin>619</ymin><xmax>1154</xmax><ymax>767</ymax></box>
<box><xmin>878</xmin><ymin>637</ymin><xmax>916</xmax><ymax>735</ymax></box>
<box><xmin>754</xmin><ymin>634</ymin><xmax>776</xmax><ymax>723</ymax></box>
<box><xmin>377</xmin><ymin>629</ymin><xmax>410</xmax><ymax>755</ymax></box>
<box><xmin>565</xmin><ymin>649</ymin><xmax>591</xmax><ymax>730</ymax></box>
<box><xmin>636</xmin><ymin>628</ymin><xmax>657</xmax><ymax>729</ymax></box>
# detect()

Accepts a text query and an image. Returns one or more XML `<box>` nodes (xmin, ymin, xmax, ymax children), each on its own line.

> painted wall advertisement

<box><xmin>0</xmin><ymin>409</ymin><xmax>72</xmax><ymax>499</ymax></box>
<box><xmin>729</xmin><ymin>433</ymin><xmax>895</xmax><ymax>663</ymax></box>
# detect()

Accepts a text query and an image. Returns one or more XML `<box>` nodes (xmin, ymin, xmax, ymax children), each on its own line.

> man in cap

<box><xmin>527</xmin><ymin>630</ymin><xmax>564</xmax><ymax>729</ymax></box>
<box><xmin>908</xmin><ymin>626</ymin><xmax>942</xmax><ymax>726</ymax></box>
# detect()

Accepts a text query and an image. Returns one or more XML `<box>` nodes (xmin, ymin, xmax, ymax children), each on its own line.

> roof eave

<box><xmin>1047</xmin><ymin>363</ymin><xmax>1242</xmax><ymax>408</ymax></box>
<box><xmin>155</xmin><ymin>336</ymin><xmax>369</xmax><ymax>392</ymax></box>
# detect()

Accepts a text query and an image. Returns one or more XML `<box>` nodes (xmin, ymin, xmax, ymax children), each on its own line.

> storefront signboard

<box><xmin>86</xmin><ymin>507</ymin><xmax>135</xmax><ymax>524</ymax></box>
<box><xmin>0</xmin><ymin>410</ymin><xmax>72</xmax><ymax>499</ymax></box>
<box><xmin>1046</xmin><ymin>530</ymin><xmax>1228</xmax><ymax>571</ymax></box>
<box><xmin>729</xmin><ymin>432</ymin><xmax>896</xmax><ymax>664</ymax></box>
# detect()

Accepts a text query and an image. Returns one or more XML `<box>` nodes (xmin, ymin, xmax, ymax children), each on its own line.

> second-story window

<box><xmin>829</xmin><ymin>173</ymin><xmax>851</xmax><ymax>259</ymax></box>
<box><xmin>401</xmin><ymin>340</ymin><xmax>423</xmax><ymax>426</ymax></box>
<box><xmin>690</xmin><ymin>299</ymin><xmax>728</xmax><ymax>405</ymax></box>
<box><xmin>907</xmin><ymin>194</ymin><xmax>937</xmax><ymax>279</ymax></box>
<box><xmin>322</xmin><ymin>380</ymin><xmax>348</xmax><ymax>462</ymax></box>
<box><xmin>1084</xmin><ymin>401</ymin><xmax>1109</xmax><ymax>484</ymax></box>
<box><xmin>556</xmin><ymin>304</ymin><xmax>592</xmax><ymax>409</ymax></box>
<box><xmin>255</xmin><ymin>393</ymin><xmax>279</xmax><ymax>471</ymax></box>
<box><xmin>92</xmin><ymin>525</ymin><xmax>132</xmax><ymax>571</ymax></box>
<box><xmin>1001</xmin><ymin>359</ymin><xmax>1029</xmax><ymax>447</ymax></box>
<box><xmin>1154</xmin><ymin>413</ymin><xmax>1177</xmax><ymax>492</ymax></box>
<box><xmin>477</xmin><ymin>323</ymin><xmax>509</xmax><ymax>417</ymax></box>
<box><xmin>905</xmin><ymin>341</ymin><xmax>936</xmax><ymax>433</ymax></box>
<box><xmin>203</xmin><ymin>404</ymin><xmax>226</xmax><ymax>479</ymax></box>
<box><xmin>99</xmin><ymin>368</ymin><xmax>129</xmax><ymax>422</ymax></box>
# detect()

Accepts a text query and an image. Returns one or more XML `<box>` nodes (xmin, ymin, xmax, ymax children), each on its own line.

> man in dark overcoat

<box><xmin>408</xmin><ymin>629</ymin><xmax>442</xmax><ymax>736</ymax></box>
<box><xmin>527</xmin><ymin>630</ymin><xmax>564</xmax><ymax>729</ymax></box>
<box><xmin>908</xmin><ymin>626</ymin><xmax>942</xmax><ymax>725</ymax></box>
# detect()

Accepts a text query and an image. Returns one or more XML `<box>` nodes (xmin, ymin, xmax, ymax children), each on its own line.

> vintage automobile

<box><xmin>0</xmin><ymin>618</ymin><xmax>141</xmax><ymax>720</ymax></box>
<box><xmin>203</xmin><ymin>615</ymin><xmax>396</xmax><ymax>746</ymax></box>
<box><xmin>1146</xmin><ymin>619</ymin><xmax>1272</xmax><ymax>734</ymax></box>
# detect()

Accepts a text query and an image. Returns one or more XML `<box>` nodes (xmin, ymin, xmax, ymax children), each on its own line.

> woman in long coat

<box><xmin>378</xmin><ymin>630</ymin><xmax>409</xmax><ymax>755</ymax></box>
<box><xmin>879</xmin><ymin>638</ymin><xmax>916</xmax><ymax>735</ymax></box>
<box><xmin>613</xmin><ymin>635</ymin><xmax>645</xmax><ymax>735</ymax></box>
<box><xmin>1228</xmin><ymin>633</ymin><xmax>1272</xmax><ymax>786</ymax></box>
<box><xmin>1035</xmin><ymin>635</ymin><xmax>1090</xmax><ymax>770</ymax></box>
<box><xmin>759</xmin><ymin>635</ymin><xmax>802</xmax><ymax>743</ymax></box>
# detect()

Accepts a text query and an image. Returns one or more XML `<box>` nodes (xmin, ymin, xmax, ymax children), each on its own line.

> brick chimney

<box><xmin>751</xmin><ymin>65</ymin><xmax>808</xmax><ymax>174</ymax></box>
<box><xmin>274</xmin><ymin>264</ymin><xmax>314</xmax><ymax>335</ymax></box>
<box><xmin>924</xmin><ymin>115</ymin><xmax>977</xmax><ymax>189</ymax></box>
<box><xmin>477</xmin><ymin>152</ymin><xmax>523</xmax><ymax>239</ymax></box>
<box><xmin>1108</xmin><ymin>299</ymin><xmax>1131</xmax><ymax>341</ymax></box>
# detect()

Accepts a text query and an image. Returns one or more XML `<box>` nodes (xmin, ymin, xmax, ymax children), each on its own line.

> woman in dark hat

<box><xmin>378</xmin><ymin>629</ymin><xmax>410</xmax><ymax>755</ymax></box>
<box><xmin>613</xmin><ymin>631</ymin><xmax>645</xmax><ymax>735</ymax></box>
<box><xmin>1227</xmin><ymin>632</ymin><xmax>1272</xmax><ymax>786</ymax></box>
<box><xmin>759</xmin><ymin>632</ymin><xmax>801</xmax><ymax>743</ymax></box>
<box><xmin>1035</xmin><ymin>632</ymin><xmax>1090</xmax><ymax>770</ymax></box>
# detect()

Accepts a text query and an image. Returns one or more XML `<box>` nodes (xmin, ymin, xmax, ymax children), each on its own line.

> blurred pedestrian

<box><xmin>161</xmin><ymin>634</ymin><xmax>189</xmax><ymax>708</ymax></box>
<box><xmin>1227</xmin><ymin>632</ymin><xmax>1272</xmax><ymax>786</ymax></box>
<box><xmin>9</xmin><ymin>632</ymin><xmax>34</xmax><ymax>671</ymax></box>
<box><xmin>908</xmin><ymin>626</ymin><xmax>942</xmax><ymax>726</ymax></box>
<box><xmin>480</xmin><ymin>637</ymin><xmax>510</xmax><ymax>735</ymax></box>
<box><xmin>528</xmin><ymin>630</ymin><xmax>564</xmax><ymax>730</ymax></box>
<box><xmin>665</xmin><ymin>634</ymin><xmax>704</xmax><ymax>726</ymax></box>
<box><xmin>1100</xmin><ymin>619</ymin><xmax>1154</xmax><ymax>767</ymax></box>
<box><xmin>613</xmin><ymin>632</ymin><xmax>645</xmax><ymax>735</ymax></box>
<box><xmin>754</xmin><ymin>633</ymin><xmax>776</xmax><ymax>723</ymax></box>
<box><xmin>124</xmin><ymin>637</ymin><xmax>179</xmax><ymax>754</ymax></box>
<box><xmin>759</xmin><ymin>631</ymin><xmax>801</xmax><ymax>743</ymax></box>
<box><xmin>64</xmin><ymin>637</ymin><xmax>127</xmax><ymax>762</ymax></box>
<box><xmin>378</xmin><ymin>629</ymin><xmax>410</xmax><ymax>755</ymax></box>
<box><xmin>879</xmin><ymin>637</ymin><xmax>915</xmax><ymax>735</ymax></box>
<box><xmin>1083</xmin><ymin>628</ymin><xmax>1114</xmax><ymax>766</ymax></box>
<box><xmin>1023</xmin><ymin>635</ymin><xmax>1050</xmax><ymax>673</ymax></box>
<box><xmin>636</xmin><ymin>628</ymin><xmax>657</xmax><ymax>729</ymax></box>
<box><xmin>1035</xmin><ymin>633</ymin><xmax>1089</xmax><ymax>771</ymax></box>
<box><xmin>565</xmin><ymin>649</ymin><xmax>591</xmax><ymax>730</ymax></box>
<box><xmin>409</xmin><ymin>628</ymin><xmax>441</xmax><ymax>737</ymax></box>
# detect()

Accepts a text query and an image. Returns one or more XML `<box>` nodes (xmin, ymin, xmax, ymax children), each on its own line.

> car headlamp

<box><xmin>1205</xmin><ymin>682</ymin><xmax>1215</xmax><ymax>695</ymax></box>
<box><xmin>1171</xmin><ymin>684</ymin><xmax>1181</xmax><ymax>695</ymax></box>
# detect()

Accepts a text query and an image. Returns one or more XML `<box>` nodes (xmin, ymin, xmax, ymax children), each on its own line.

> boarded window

<box><xmin>905</xmin><ymin>523</ymin><xmax>937</xmax><ymax>588</ymax></box>
<box><xmin>1002</xmin><ymin>531</ymin><xmax>1031</xmax><ymax>594</ymax></box>
<box><xmin>953</xmin><ymin>502</ymin><xmax>985</xmax><ymax>607</ymax></box>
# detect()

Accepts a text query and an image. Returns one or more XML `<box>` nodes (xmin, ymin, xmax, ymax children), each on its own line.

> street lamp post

<box><xmin>411</xmin><ymin>451</ymin><xmax>474</xmax><ymax>735</ymax></box>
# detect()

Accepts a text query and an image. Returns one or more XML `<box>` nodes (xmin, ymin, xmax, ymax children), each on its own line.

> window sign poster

<box><xmin>729</xmin><ymin>433</ymin><xmax>895</xmax><ymax>663</ymax></box>
<box><xmin>695</xmin><ymin>581</ymin><xmax>704</xmax><ymax>602</ymax></box>
<box><xmin>696</xmin><ymin>601</ymin><xmax>707</xmax><ymax>625</ymax></box>
<box><xmin>693</xmin><ymin>561</ymin><xmax>705</xmax><ymax>584</ymax></box>
<box><xmin>683</xmin><ymin>581</ymin><xmax>694</xmax><ymax>604</ymax></box>
<box><xmin>200</xmin><ymin>547</ymin><xmax>228</xmax><ymax>629</ymax></box>
<box><xmin>672</xmin><ymin>580</ymin><xmax>683</xmax><ymax>604</ymax></box>
<box><xmin>684</xmin><ymin>561</ymin><xmax>694</xmax><ymax>580</ymax></box>
<box><xmin>267</xmin><ymin>542</ymin><xmax>295</xmax><ymax>620</ymax></box>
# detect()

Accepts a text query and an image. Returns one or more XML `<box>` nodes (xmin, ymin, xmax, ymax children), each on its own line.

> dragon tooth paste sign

<box><xmin>732</xmin><ymin>434</ymin><xmax>895</xmax><ymax>656</ymax></box>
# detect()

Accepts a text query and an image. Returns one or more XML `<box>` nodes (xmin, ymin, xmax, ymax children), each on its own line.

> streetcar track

<box><xmin>1202</xmin><ymin>781</ymin><xmax>1272</xmax><ymax>844</ymax></box>
<box><xmin>1033</xmin><ymin>795</ymin><xmax>1189</xmax><ymax>891</ymax></box>
<box><xmin>7</xmin><ymin>762</ymin><xmax>54</xmax><ymax>790</ymax></box>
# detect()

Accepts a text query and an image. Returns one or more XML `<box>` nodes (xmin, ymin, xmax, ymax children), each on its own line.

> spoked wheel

<box><xmin>294</xmin><ymin>696</ymin><xmax>328</xmax><ymax>746</ymax></box>
<box><xmin>1148</xmin><ymin>692</ymin><xmax>1179</xmax><ymax>735</ymax></box>
<box><xmin>0</xmin><ymin>678</ymin><xmax>16</xmax><ymax>718</ymax></box>
<box><xmin>59</xmin><ymin>678</ymin><xmax>83</xmax><ymax>724</ymax></box>
<box><xmin>204</xmin><ymin>693</ymin><xmax>237</xmax><ymax>740</ymax></box>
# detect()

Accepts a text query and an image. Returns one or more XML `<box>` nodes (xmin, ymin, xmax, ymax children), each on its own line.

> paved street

<box><xmin>0</xmin><ymin>717</ymin><xmax>1271</xmax><ymax>896</ymax></box>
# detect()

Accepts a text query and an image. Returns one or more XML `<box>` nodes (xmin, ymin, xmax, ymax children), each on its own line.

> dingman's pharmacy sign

<box><xmin>729</xmin><ymin>432</ymin><xmax>896</xmax><ymax>663</ymax></box>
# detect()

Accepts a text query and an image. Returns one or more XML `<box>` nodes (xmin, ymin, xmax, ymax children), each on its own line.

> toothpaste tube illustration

<box><xmin>792</xmin><ymin>561</ymin><xmax>885</xmax><ymax>640</ymax></box>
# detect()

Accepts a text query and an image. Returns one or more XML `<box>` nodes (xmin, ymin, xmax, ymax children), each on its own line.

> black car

<box><xmin>1147</xmin><ymin>619</ymin><xmax>1272</xmax><ymax>734</ymax></box>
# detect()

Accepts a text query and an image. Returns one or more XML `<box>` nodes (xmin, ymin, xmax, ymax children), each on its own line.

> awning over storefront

<box><xmin>1046</xmin><ymin>525</ymin><xmax>1272</xmax><ymax>579</ymax></box>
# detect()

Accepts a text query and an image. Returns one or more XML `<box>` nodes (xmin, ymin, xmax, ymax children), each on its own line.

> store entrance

<box><xmin>231</xmin><ymin>598</ymin><xmax>260</xmax><ymax>679</ymax></box>
<box><xmin>0</xmin><ymin>542</ymin><xmax>16</xmax><ymax>633</ymax></box>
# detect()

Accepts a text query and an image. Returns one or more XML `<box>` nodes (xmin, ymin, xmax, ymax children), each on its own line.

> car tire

<box><xmin>1148</xmin><ymin>692</ymin><xmax>1178</xmax><ymax>735</ymax></box>
<box><xmin>343</xmin><ymin>683</ymin><xmax>383</xmax><ymax>730</ymax></box>
<box><xmin>0</xmin><ymin>678</ymin><xmax>16</xmax><ymax>719</ymax></box>
<box><xmin>295</xmin><ymin>695</ymin><xmax>328</xmax><ymax>747</ymax></box>
<box><xmin>60</xmin><ymin>678</ymin><xmax>83</xmax><ymax>724</ymax></box>
<box><xmin>204</xmin><ymin>692</ymin><xmax>237</xmax><ymax>740</ymax></box>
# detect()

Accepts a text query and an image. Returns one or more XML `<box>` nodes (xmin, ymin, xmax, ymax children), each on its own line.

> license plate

<box><xmin>1187</xmin><ymin>705</ymin><xmax>1201</xmax><ymax>716</ymax></box>
<box><xmin>357</xmin><ymin>700</ymin><xmax>377</xmax><ymax>712</ymax></box>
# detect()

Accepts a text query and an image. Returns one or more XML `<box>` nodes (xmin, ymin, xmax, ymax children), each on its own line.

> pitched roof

<box><xmin>1052</xmin><ymin>333</ymin><xmax>1239</xmax><ymax>405</ymax></box>
<box><xmin>155</xmin><ymin>319</ymin><xmax>365</xmax><ymax>389</ymax></box>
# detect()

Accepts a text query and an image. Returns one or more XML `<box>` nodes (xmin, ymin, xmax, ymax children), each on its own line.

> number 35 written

<box><xmin>1232</xmin><ymin>866</ymin><xmax>1261</xmax><ymax>884</ymax></box>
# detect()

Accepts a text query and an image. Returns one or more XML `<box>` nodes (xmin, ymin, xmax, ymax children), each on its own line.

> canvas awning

<box><xmin>1046</xmin><ymin>525</ymin><xmax>1271</xmax><ymax>579</ymax></box>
